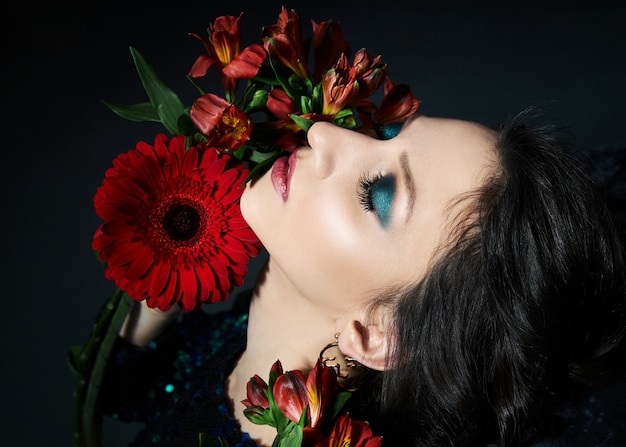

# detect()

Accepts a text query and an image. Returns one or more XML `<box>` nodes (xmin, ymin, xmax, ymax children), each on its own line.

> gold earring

<box><xmin>319</xmin><ymin>333</ymin><xmax>365</xmax><ymax>391</ymax></box>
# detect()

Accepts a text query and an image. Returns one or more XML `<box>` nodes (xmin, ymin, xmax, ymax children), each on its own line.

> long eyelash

<box><xmin>357</xmin><ymin>174</ymin><xmax>381</xmax><ymax>212</ymax></box>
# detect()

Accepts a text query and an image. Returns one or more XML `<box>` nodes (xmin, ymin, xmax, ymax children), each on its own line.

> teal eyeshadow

<box><xmin>371</xmin><ymin>175</ymin><xmax>396</xmax><ymax>228</ymax></box>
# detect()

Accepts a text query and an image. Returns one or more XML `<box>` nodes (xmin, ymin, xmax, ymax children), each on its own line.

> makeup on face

<box><xmin>270</xmin><ymin>150</ymin><xmax>299</xmax><ymax>202</ymax></box>
<box><xmin>358</xmin><ymin>174</ymin><xmax>397</xmax><ymax>228</ymax></box>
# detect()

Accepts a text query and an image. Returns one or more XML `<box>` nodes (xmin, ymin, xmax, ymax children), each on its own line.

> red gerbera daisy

<box><xmin>92</xmin><ymin>133</ymin><xmax>261</xmax><ymax>311</ymax></box>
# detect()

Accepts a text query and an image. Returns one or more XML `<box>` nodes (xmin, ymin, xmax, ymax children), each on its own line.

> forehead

<box><xmin>387</xmin><ymin>115</ymin><xmax>498</xmax><ymax>277</ymax></box>
<box><xmin>400</xmin><ymin>115</ymin><xmax>497</xmax><ymax>156</ymax></box>
<box><xmin>399</xmin><ymin>115</ymin><xmax>498</xmax><ymax>191</ymax></box>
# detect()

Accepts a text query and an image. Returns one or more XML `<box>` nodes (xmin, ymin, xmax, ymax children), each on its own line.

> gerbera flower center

<box><xmin>163</xmin><ymin>203</ymin><xmax>202</xmax><ymax>241</ymax></box>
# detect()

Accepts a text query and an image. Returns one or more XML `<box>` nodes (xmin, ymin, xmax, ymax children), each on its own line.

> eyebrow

<box><xmin>400</xmin><ymin>152</ymin><xmax>415</xmax><ymax>222</ymax></box>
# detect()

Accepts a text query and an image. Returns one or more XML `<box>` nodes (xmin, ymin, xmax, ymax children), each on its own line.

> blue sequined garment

<box><xmin>101</xmin><ymin>291</ymin><xmax>259</xmax><ymax>447</ymax></box>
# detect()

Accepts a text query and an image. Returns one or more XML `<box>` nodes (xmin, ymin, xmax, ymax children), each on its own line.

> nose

<box><xmin>307</xmin><ymin>122</ymin><xmax>371</xmax><ymax>179</ymax></box>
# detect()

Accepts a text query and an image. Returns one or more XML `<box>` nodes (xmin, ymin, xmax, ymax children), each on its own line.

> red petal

<box><xmin>124</xmin><ymin>248</ymin><xmax>154</xmax><ymax>280</ymax></box>
<box><xmin>302</xmin><ymin>427</ymin><xmax>328</xmax><ymax>447</ymax></box>
<box><xmin>188</xmin><ymin>54</ymin><xmax>216</xmax><ymax>78</ymax></box>
<box><xmin>222</xmin><ymin>44</ymin><xmax>266</xmax><ymax>79</ymax></box>
<box><xmin>306</xmin><ymin>360</ymin><xmax>337</xmax><ymax>428</ymax></box>
<box><xmin>266</xmin><ymin>88</ymin><xmax>296</xmax><ymax>120</ymax></box>
<box><xmin>178</xmin><ymin>268</ymin><xmax>199</xmax><ymax>311</ymax></box>
<box><xmin>273</xmin><ymin>370</ymin><xmax>308</xmax><ymax>423</ymax></box>
<box><xmin>181</xmin><ymin>145</ymin><xmax>200</xmax><ymax>173</ymax></box>
<box><xmin>244</xmin><ymin>374</ymin><xmax>269</xmax><ymax>408</ymax></box>
<box><xmin>148</xmin><ymin>261</ymin><xmax>171</xmax><ymax>298</ymax></box>
<box><xmin>159</xmin><ymin>269</ymin><xmax>180</xmax><ymax>311</ymax></box>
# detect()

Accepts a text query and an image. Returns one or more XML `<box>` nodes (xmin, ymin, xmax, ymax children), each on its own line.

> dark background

<box><xmin>3</xmin><ymin>0</ymin><xmax>625</xmax><ymax>445</ymax></box>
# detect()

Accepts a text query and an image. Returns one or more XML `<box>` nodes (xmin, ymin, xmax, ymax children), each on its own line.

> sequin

<box><xmin>101</xmin><ymin>292</ymin><xmax>258</xmax><ymax>446</ymax></box>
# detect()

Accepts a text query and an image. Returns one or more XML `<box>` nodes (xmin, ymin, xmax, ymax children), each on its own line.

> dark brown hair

<box><xmin>370</xmin><ymin>109</ymin><xmax>626</xmax><ymax>446</ymax></box>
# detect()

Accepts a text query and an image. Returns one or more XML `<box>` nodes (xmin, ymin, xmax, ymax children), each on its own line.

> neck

<box><xmin>228</xmin><ymin>258</ymin><xmax>336</xmax><ymax>445</ymax></box>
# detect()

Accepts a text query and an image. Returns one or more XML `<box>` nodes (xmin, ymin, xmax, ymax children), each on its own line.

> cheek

<box><xmin>241</xmin><ymin>174</ymin><xmax>407</xmax><ymax>309</ymax></box>
<box><xmin>285</xmin><ymin>192</ymin><xmax>395</xmax><ymax>304</ymax></box>
<box><xmin>285</xmin><ymin>190</ymin><xmax>363</xmax><ymax>266</ymax></box>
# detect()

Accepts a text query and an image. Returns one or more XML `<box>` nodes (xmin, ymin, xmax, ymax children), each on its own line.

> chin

<box><xmin>239</xmin><ymin>183</ymin><xmax>256</xmax><ymax>227</ymax></box>
<box><xmin>240</xmin><ymin>178</ymin><xmax>272</xmax><ymax>243</ymax></box>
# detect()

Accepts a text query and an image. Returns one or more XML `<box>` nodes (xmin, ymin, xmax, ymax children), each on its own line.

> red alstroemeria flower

<box><xmin>328</xmin><ymin>414</ymin><xmax>383</xmax><ymax>447</ymax></box>
<box><xmin>92</xmin><ymin>134</ymin><xmax>261</xmax><ymax>311</ymax></box>
<box><xmin>265</xmin><ymin>88</ymin><xmax>335</xmax><ymax>152</ymax></box>
<box><xmin>350</xmin><ymin>49</ymin><xmax>387</xmax><ymax>103</ymax></box>
<box><xmin>242</xmin><ymin>374</ymin><xmax>270</xmax><ymax>409</ymax></box>
<box><xmin>262</xmin><ymin>6</ymin><xmax>310</xmax><ymax>80</ymax></box>
<box><xmin>242</xmin><ymin>360</ymin><xmax>284</xmax><ymax>409</ymax></box>
<box><xmin>273</xmin><ymin>369</ymin><xmax>308</xmax><ymax>423</ymax></box>
<box><xmin>312</xmin><ymin>19</ymin><xmax>350</xmax><ymax>83</ymax></box>
<box><xmin>306</xmin><ymin>359</ymin><xmax>337</xmax><ymax>429</ymax></box>
<box><xmin>302</xmin><ymin>413</ymin><xmax>383</xmax><ymax>447</ymax></box>
<box><xmin>264</xmin><ymin>113</ymin><xmax>335</xmax><ymax>153</ymax></box>
<box><xmin>266</xmin><ymin>88</ymin><xmax>298</xmax><ymax>121</ymax></box>
<box><xmin>357</xmin><ymin>79</ymin><xmax>420</xmax><ymax>128</ymax></box>
<box><xmin>321</xmin><ymin>53</ymin><xmax>359</xmax><ymax>115</ymax></box>
<box><xmin>189</xmin><ymin>13</ymin><xmax>266</xmax><ymax>94</ymax></box>
<box><xmin>302</xmin><ymin>427</ymin><xmax>327</xmax><ymax>447</ymax></box>
<box><xmin>274</xmin><ymin>129</ymin><xmax>307</xmax><ymax>153</ymax></box>
<box><xmin>321</xmin><ymin>49</ymin><xmax>387</xmax><ymax>116</ymax></box>
<box><xmin>266</xmin><ymin>88</ymin><xmax>335</xmax><ymax>126</ymax></box>
<box><xmin>191</xmin><ymin>93</ymin><xmax>252</xmax><ymax>151</ymax></box>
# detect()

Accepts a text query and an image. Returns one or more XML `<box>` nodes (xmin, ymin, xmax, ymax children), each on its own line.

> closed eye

<box><xmin>358</xmin><ymin>174</ymin><xmax>396</xmax><ymax>228</ymax></box>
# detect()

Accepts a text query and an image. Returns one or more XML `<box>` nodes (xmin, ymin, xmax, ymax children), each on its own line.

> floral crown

<box><xmin>70</xmin><ymin>6</ymin><xmax>419</xmax><ymax>447</ymax></box>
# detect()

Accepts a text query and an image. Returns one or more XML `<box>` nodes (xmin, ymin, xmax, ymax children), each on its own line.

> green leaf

<box><xmin>334</xmin><ymin>108</ymin><xmax>354</xmax><ymax>121</ymax></box>
<box><xmin>300</xmin><ymin>96</ymin><xmax>312</xmax><ymax>114</ymax></box>
<box><xmin>129</xmin><ymin>46</ymin><xmax>185</xmax><ymax>135</ymax></box>
<box><xmin>101</xmin><ymin>101</ymin><xmax>161</xmax><ymax>122</ymax></box>
<box><xmin>244</xmin><ymin>89</ymin><xmax>269</xmax><ymax>114</ymax></box>
<box><xmin>311</xmin><ymin>83</ymin><xmax>323</xmax><ymax>113</ymax></box>
<box><xmin>266</xmin><ymin>378</ymin><xmax>289</xmax><ymax>434</ymax></box>
<box><xmin>335</xmin><ymin>113</ymin><xmax>357</xmax><ymax>129</ymax></box>
<box><xmin>253</xmin><ymin>65</ymin><xmax>280</xmax><ymax>85</ymax></box>
<box><xmin>268</xmin><ymin>59</ymin><xmax>302</xmax><ymax>104</ymax></box>
<box><xmin>243</xmin><ymin>406</ymin><xmax>275</xmax><ymax>427</ymax></box>
<box><xmin>176</xmin><ymin>111</ymin><xmax>200</xmax><ymax>137</ymax></box>
<box><xmin>232</xmin><ymin>144</ymin><xmax>281</xmax><ymax>165</ymax></box>
<box><xmin>288</xmin><ymin>75</ymin><xmax>312</xmax><ymax>97</ymax></box>
<box><xmin>328</xmin><ymin>390</ymin><xmax>352</xmax><ymax>420</ymax></box>
<box><xmin>288</xmin><ymin>114</ymin><xmax>314</xmax><ymax>132</ymax></box>
<box><xmin>240</xmin><ymin>78</ymin><xmax>264</xmax><ymax>110</ymax></box>
<box><xmin>273</xmin><ymin>422</ymin><xmax>303</xmax><ymax>447</ymax></box>
<box><xmin>249</xmin><ymin>149</ymin><xmax>283</xmax><ymax>164</ymax></box>
<box><xmin>244</xmin><ymin>152</ymin><xmax>282</xmax><ymax>183</ymax></box>
<box><xmin>198</xmin><ymin>433</ymin><xmax>216</xmax><ymax>447</ymax></box>
<box><xmin>186</xmin><ymin>75</ymin><xmax>206</xmax><ymax>97</ymax></box>
<box><xmin>198</xmin><ymin>433</ymin><xmax>230</xmax><ymax>447</ymax></box>
<box><xmin>298</xmin><ymin>405</ymin><xmax>309</xmax><ymax>427</ymax></box>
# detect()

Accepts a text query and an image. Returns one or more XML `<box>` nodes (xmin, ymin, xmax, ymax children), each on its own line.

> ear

<box><xmin>335</xmin><ymin>316</ymin><xmax>390</xmax><ymax>371</ymax></box>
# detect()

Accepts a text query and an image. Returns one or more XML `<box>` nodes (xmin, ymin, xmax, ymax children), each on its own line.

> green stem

<box><xmin>74</xmin><ymin>289</ymin><xmax>134</xmax><ymax>447</ymax></box>
<box><xmin>73</xmin><ymin>289</ymin><xmax>122</xmax><ymax>447</ymax></box>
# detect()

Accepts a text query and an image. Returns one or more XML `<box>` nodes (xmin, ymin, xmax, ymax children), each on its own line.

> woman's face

<box><xmin>241</xmin><ymin>115</ymin><xmax>497</xmax><ymax>317</ymax></box>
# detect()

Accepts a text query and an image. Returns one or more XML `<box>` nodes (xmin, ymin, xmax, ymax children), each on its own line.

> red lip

<box><xmin>271</xmin><ymin>150</ymin><xmax>298</xmax><ymax>202</ymax></box>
